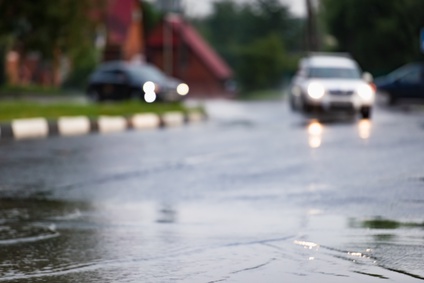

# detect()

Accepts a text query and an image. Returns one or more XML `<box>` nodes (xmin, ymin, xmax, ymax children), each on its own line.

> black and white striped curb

<box><xmin>0</xmin><ymin>111</ymin><xmax>206</xmax><ymax>141</ymax></box>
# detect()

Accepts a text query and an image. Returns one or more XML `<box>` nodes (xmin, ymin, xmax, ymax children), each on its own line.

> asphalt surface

<box><xmin>0</xmin><ymin>99</ymin><xmax>423</xmax><ymax>282</ymax></box>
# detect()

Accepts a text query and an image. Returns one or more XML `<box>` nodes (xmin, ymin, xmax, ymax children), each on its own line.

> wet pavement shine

<box><xmin>0</xmin><ymin>99</ymin><xmax>424</xmax><ymax>282</ymax></box>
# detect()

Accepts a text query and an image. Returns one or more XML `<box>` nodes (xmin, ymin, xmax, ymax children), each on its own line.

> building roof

<box><xmin>148</xmin><ymin>15</ymin><xmax>233</xmax><ymax>80</ymax></box>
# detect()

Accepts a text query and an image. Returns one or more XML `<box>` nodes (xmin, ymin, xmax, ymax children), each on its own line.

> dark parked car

<box><xmin>86</xmin><ymin>61</ymin><xmax>189</xmax><ymax>103</ymax></box>
<box><xmin>375</xmin><ymin>62</ymin><xmax>424</xmax><ymax>105</ymax></box>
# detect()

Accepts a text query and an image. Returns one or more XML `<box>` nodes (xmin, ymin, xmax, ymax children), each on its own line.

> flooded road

<box><xmin>0</xmin><ymin>100</ymin><xmax>424</xmax><ymax>282</ymax></box>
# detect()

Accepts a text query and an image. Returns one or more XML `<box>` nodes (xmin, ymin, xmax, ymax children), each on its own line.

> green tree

<box><xmin>194</xmin><ymin>0</ymin><xmax>303</xmax><ymax>92</ymax></box>
<box><xmin>321</xmin><ymin>0</ymin><xmax>424</xmax><ymax>74</ymax></box>
<box><xmin>0</xmin><ymin>0</ymin><xmax>106</xmax><ymax>87</ymax></box>
<box><xmin>142</xmin><ymin>0</ymin><xmax>162</xmax><ymax>38</ymax></box>
<box><xmin>0</xmin><ymin>1</ymin><xmax>103</xmax><ymax>59</ymax></box>
<box><xmin>237</xmin><ymin>33</ymin><xmax>289</xmax><ymax>90</ymax></box>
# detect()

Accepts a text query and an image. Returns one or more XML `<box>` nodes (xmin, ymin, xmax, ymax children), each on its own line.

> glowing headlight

<box><xmin>177</xmin><ymin>83</ymin><xmax>189</xmax><ymax>96</ymax></box>
<box><xmin>144</xmin><ymin>92</ymin><xmax>156</xmax><ymax>103</ymax></box>
<box><xmin>357</xmin><ymin>84</ymin><xmax>374</xmax><ymax>101</ymax></box>
<box><xmin>307</xmin><ymin>82</ymin><xmax>325</xmax><ymax>99</ymax></box>
<box><xmin>143</xmin><ymin>81</ymin><xmax>156</xmax><ymax>93</ymax></box>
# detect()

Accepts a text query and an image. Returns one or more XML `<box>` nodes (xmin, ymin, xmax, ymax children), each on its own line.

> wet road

<box><xmin>0</xmin><ymin>99</ymin><xmax>423</xmax><ymax>282</ymax></box>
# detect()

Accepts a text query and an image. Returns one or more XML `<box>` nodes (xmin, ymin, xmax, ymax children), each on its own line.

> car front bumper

<box><xmin>303</xmin><ymin>93</ymin><xmax>373</xmax><ymax>113</ymax></box>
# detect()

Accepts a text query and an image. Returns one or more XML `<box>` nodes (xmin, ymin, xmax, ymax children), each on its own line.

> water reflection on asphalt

<box><xmin>1</xmin><ymin>101</ymin><xmax>424</xmax><ymax>282</ymax></box>
<box><xmin>1</xmin><ymin>197</ymin><xmax>423</xmax><ymax>282</ymax></box>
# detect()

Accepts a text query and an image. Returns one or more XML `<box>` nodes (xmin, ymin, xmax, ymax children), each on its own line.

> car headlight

<box><xmin>307</xmin><ymin>82</ymin><xmax>325</xmax><ymax>99</ymax></box>
<box><xmin>143</xmin><ymin>81</ymin><xmax>156</xmax><ymax>93</ymax></box>
<box><xmin>357</xmin><ymin>84</ymin><xmax>374</xmax><ymax>101</ymax></box>
<box><xmin>177</xmin><ymin>83</ymin><xmax>189</xmax><ymax>96</ymax></box>
<box><xmin>144</xmin><ymin>92</ymin><xmax>156</xmax><ymax>103</ymax></box>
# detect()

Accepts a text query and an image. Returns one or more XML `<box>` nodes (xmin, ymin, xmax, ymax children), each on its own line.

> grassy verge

<box><xmin>0</xmin><ymin>101</ymin><xmax>198</xmax><ymax>122</ymax></box>
<box><xmin>240</xmin><ymin>89</ymin><xmax>286</xmax><ymax>101</ymax></box>
<box><xmin>0</xmin><ymin>85</ymin><xmax>67</xmax><ymax>96</ymax></box>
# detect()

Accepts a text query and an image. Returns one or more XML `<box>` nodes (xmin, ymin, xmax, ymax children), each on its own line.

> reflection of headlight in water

<box><xmin>307</xmin><ymin>121</ymin><xmax>323</xmax><ymax>148</ymax></box>
<box><xmin>309</xmin><ymin>136</ymin><xmax>322</xmax><ymax>149</ymax></box>
<box><xmin>294</xmin><ymin>240</ymin><xmax>320</xmax><ymax>250</ymax></box>
<box><xmin>144</xmin><ymin>92</ymin><xmax>156</xmax><ymax>103</ymax></box>
<box><xmin>358</xmin><ymin>119</ymin><xmax>372</xmax><ymax>139</ymax></box>
<box><xmin>308</xmin><ymin>121</ymin><xmax>323</xmax><ymax>136</ymax></box>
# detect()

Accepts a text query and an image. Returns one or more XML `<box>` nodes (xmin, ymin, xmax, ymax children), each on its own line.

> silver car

<box><xmin>289</xmin><ymin>53</ymin><xmax>375</xmax><ymax>119</ymax></box>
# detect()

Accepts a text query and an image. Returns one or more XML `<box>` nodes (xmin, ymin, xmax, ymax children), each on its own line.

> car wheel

<box><xmin>130</xmin><ymin>90</ymin><xmax>143</xmax><ymax>101</ymax></box>
<box><xmin>88</xmin><ymin>89</ymin><xmax>102</xmax><ymax>103</ymax></box>
<box><xmin>360</xmin><ymin>107</ymin><xmax>372</xmax><ymax>119</ymax></box>
<box><xmin>388</xmin><ymin>94</ymin><xmax>397</xmax><ymax>106</ymax></box>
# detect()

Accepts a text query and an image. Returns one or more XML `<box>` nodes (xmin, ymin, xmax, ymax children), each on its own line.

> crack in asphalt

<box><xmin>230</xmin><ymin>258</ymin><xmax>277</xmax><ymax>275</ymax></box>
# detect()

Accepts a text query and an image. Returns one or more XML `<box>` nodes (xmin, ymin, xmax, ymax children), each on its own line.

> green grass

<box><xmin>0</xmin><ymin>84</ymin><xmax>65</xmax><ymax>96</ymax></box>
<box><xmin>0</xmin><ymin>101</ymin><xmax>194</xmax><ymax>122</ymax></box>
<box><xmin>240</xmin><ymin>89</ymin><xmax>286</xmax><ymax>100</ymax></box>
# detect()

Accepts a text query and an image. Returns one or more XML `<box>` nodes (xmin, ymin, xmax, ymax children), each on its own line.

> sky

<box><xmin>181</xmin><ymin>0</ymin><xmax>306</xmax><ymax>17</ymax></box>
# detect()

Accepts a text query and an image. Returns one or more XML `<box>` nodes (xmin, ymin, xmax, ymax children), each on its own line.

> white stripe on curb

<box><xmin>162</xmin><ymin>112</ymin><xmax>185</xmax><ymax>127</ymax></box>
<box><xmin>12</xmin><ymin>118</ymin><xmax>49</xmax><ymax>139</ymax></box>
<box><xmin>58</xmin><ymin>116</ymin><xmax>91</xmax><ymax>136</ymax></box>
<box><xmin>98</xmin><ymin>116</ymin><xmax>128</xmax><ymax>133</ymax></box>
<box><xmin>1</xmin><ymin>111</ymin><xmax>206</xmax><ymax>141</ymax></box>
<box><xmin>131</xmin><ymin>113</ymin><xmax>161</xmax><ymax>130</ymax></box>
<box><xmin>12</xmin><ymin>118</ymin><xmax>49</xmax><ymax>140</ymax></box>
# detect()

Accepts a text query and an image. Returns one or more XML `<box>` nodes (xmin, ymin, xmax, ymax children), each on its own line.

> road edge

<box><xmin>0</xmin><ymin>111</ymin><xmax>207</xmax><ymax>141</ymax></box>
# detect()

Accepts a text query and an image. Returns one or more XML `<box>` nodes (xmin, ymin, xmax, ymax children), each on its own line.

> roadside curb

<box><xmin>0</xmin><ymin>111</ymin><xmax>207</xmax><ymax>141</ymax></box>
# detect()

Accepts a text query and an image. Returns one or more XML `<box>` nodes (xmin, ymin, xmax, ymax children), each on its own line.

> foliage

<box><xmin>0</xmin><ymin>1</ymin><xmax>103</xmax><ymax>59</ymax></box>
<box><xmin>0</xmin><ymin>84</ymin><xmax>61</xmax><ymax>96</ymax></box>
<box><xmin>0</xmin><ymin>45</ymin><xmax>5</xmax><ymax>85</ymax></box>
<box><xmin>0</xmin><ymin>1</ymin><xmax>107</xmax><ymax>89</ymax></box>
<box><xmin>62</xmin><ymin>46</ymin><xmax>100</xmax><ymax>90</ymax></box>
<box><xmin>237</xmin><ymin>34</ymin><xmax>288</xmax><ymax>90</ymax></box>
<box><xmin>142</xmin><ymin>0</ymin><xmax>163</xmax><ymax>37</ymax></box>
<box><xmin>192</xmin><ymin>0</ymin><xmax>304</xmax><ymax>93</ymax></box>
<box><xmin>321</xmin><ymin>0</ymin><xmax>424</xmax><ymax>75</ymax></box>
<box><xmin>241</xmin><ymin>89</ymin><xmax>285</xmax><ymax>101</ymax></box>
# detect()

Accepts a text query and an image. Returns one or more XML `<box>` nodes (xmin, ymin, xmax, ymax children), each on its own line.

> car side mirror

<box><xmin>362</xmin><ymin>72</ymin><xmax>373</xmax><ymax>83</ymax></box>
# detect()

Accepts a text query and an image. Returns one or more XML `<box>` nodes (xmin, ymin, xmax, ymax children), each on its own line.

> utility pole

<box><xmin>162</xmin><ymin>0</ymin><xmax>176</xmax><ymax>76</ymax></box>
<box><xmin>305</xmin><ymin>0</ymin><xmax>320</xmax><ymax>52</ymax></box>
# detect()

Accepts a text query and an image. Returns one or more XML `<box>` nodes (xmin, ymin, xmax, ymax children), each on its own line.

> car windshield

<box><xmin>308</xmin><ymin>67</ymin><xmax>361</xmax><ymax>79</ymax></box>
<box><xmin>386</xmin><ymin>64</ymin><xmax>420</xmax><ymax>81</ymax></box>
<box><xmin>128</xmin><ymin>64</ymin><xmax>168</xmax><ymax>82</ymax></box>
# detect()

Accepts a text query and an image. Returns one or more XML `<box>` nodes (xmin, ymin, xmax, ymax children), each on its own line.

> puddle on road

<box><xmin>0</xmin><ymin>198</ymin><xmax>89</xmax><ymax>246</ymax></box>
<box><xmin>1</xmin><ymin>198</ymin><xmax>424</xmax><ymax>282</ymax></box>
<box><xmin>0</xmin><ymin>223</ymin><xmax>59</xmax><ymax>245</ymax></box>
<box><xmin>218</xmin><ymin>119</ymin><xmax>256</xmax><ymax>129</ymax></box>
<box><xmin>356</xmin><ymin>217</ymin><xmax>424</xmax><ymax>230</ymax></box>
<box><xmin>302</xmin><ymin>214</ymin><xmax>424</xmax><ymax>281</ymax></box>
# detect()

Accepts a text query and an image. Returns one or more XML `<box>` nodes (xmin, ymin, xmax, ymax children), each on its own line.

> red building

<box><xmin>102</xmin><ymin>0</ymin><xmax>144</xmax><ymax>62</ymax></box>
<box><xmin>147</xmin><ymin>15</ymin><xmax>234</xmax><ymax>98</ymax></box>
